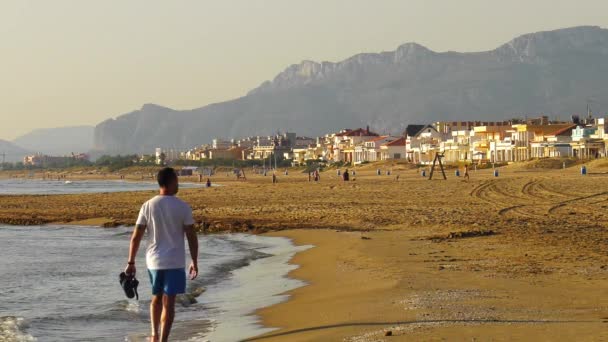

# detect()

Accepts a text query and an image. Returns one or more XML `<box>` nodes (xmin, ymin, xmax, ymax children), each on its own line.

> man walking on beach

<box><xmin>125</xmin><ymin>167</ymin><xmax>199</xmax><ymax>342</ymax></box>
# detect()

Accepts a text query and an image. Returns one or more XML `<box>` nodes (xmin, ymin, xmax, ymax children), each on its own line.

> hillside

<box><xmin>0</xmin><ymin>140</ymin><xmax>30</xmax><ymax>163</ymax></box>
<box><xmin>94</xmin><ymin>26</ymin><xmax>608</xmax><ymax>154</ymax></box>
<box><xmin>13</xmin><ymin>126</ymin><xmax>94</xmax><ymax>156</ymax></box>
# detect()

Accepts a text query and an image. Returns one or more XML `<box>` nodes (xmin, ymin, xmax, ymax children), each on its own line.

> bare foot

<box><xmin>149</xmin><ymin>335</ymin><xmax>159</xmax><ymax>342</ymax></box>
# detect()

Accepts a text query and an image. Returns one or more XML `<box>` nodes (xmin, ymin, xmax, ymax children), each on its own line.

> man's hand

<box><xmin>124</xmin><ymin>263</ymin><xmax>136</xmax><ymax>276</ymax></box>
<box><xmin>184</xmin><ymin>224</ymin><xmax>199</xmax><ymax>280</ymax></box>
<box><xmin>188</xmin><ymin>262</ymin><xmax>198</xmax><ymax>280</ymax></box>
<box><xmin>126</xmin><ymin>224</ymin><xmax>145</xmax><ymax>277</ymax></box>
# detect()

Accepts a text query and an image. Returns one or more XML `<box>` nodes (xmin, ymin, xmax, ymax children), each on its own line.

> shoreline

<box><xmin>0</xmin><ymin>224</ymin><xmax>311</xmax><ymax>342</ymax></box>
<box><xmin>250</xmin><ymin>229</ymin><xmax>608</xmax><ymax>341</ymax></box>
<box><xmin>3</xmin><ymin>165</ymin><xmax>608</xmax><ymax>339</ymax></box>
<box><xmin>196</xmin><ymin>233</ymin><xmax>312</xmax><ymax>341</ymax></box>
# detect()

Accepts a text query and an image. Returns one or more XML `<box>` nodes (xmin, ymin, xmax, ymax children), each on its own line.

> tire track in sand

<box><xmin>521</xmin><ymin>179</ymin><xmax>544</xmax><ymax>200</ymax></box>
<box><xmin>535</xmin><ymin>181</ymin><xmax>580</xmax><ymax>200</ymax></box>
<box><xmin>471</xmin><ymin>179</ymin><xmax>542</xmax><ymax>219</ymax></box>
<box><xmin>548</xmin><ymin>191</ymin><xmax>608</xmax><ymax>214</ymax></box>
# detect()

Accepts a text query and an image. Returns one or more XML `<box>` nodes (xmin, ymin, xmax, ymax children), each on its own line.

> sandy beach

<box><xmin>251</xmin><ymin>229</ymin><xmax>607</xmax><ymax>341</ymax></box>
<box><xmin>2</xmin><ymin>160</ymin><xmax>608</xmax><ymax>339</ymax></box>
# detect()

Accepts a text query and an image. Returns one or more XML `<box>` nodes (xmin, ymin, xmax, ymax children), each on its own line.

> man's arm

<box><xmin>184</xmin><ymin>225</ymin><xmax>199</xmax><ymax>279</ymax></box>
<box><xmin>125</xmin><ymin>224</ymin><xmax>146</xmax><ymax>275</ymax></box>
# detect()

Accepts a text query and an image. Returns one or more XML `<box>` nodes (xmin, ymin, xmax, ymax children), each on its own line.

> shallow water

<box><xmin>0</xmin><ymin>178</ymin><xmax>203</xmax><ymax>195</ymax></box>
<box><xmin>0</xmin><ymin>225</ymin><xmax>311</xmax><ymax>342</ymax></box>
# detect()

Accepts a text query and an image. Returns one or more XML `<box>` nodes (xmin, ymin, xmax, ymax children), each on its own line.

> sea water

<box><xmin>0</xmin><ymin>178</ymin><xmax>204</xmax><ymax>195</ymax></box>
<box><xmin>0</xmin><ymin>225</ymin><xmax>311</xmax><ymax>342</ymax></box>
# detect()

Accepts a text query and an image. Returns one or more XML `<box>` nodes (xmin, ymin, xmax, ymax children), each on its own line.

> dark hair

<box><xmin>157</xmin><ymin>167</ymin><xmax>177</xmax><ymax>188</ymax></box>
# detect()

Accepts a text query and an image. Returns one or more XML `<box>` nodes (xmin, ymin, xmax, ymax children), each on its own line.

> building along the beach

<box><xmin>155</xmin><ymin>148</ymin><xmax>183</xmax><ymax>164</ymax></box>
<box><xmin>570</xmin><ymin>124</ymin><xmax>605</xmax><ymax>159</ymax></box>
<box><xmin>406</xmin><ymin>125</ymin><xmax>442</xmax><ymax>164</ymax></box>
<box><xmin>380</xmin><ymin>137</ymin><xmax>406</xmax><ymax>160</ymax></box>
<box><xmin>248</xmin><ymin>132</ymin><xmax>296</xmax><ymax>160</ymax></box>
<box><xmin>184</xmin><ymin>146</ymin><xmax>211</xmax><ymax>160</ymax></box>
<box><xmin>212</xmin><ymin>139</ymin><xmax>234</xmax><ymax>150</ymax></box>
<box><xmin>236</xmin><ymin>138</ymin><xmax>256</xmax><ymax>149</ymax></box>
<box><xmin>23</xmin><ymin>153</ymin><xmax>90</xmax><ymax>167</ymax></box>
<box><xmin>403</xmin><ymin>125</ymin><xmax>426</xmax><ymax>162</ymax></box>
<box><xmin>595</xmin><ymin>118</ymin><xmax>608</xmax><ymax>157</ymax></box>
<box><xmin>489</xmin><ymin>136</ymin><xmax>517</xmax><ymax>163</ymax></box>
<box><xmin>209</xmin><ymin>146</ymin><xmax>246</xmax><ymax>160</ymax></box>
<box><xmin>528</xmin><ymin>124</ymin><xmax>576</xmax><ymax>158</ymax></box>
<box><xmin>508</xmin><ymin>124</ymin><xmax>535</xmax><ymax>162</ymax></box>
<box><xmin>441</xmin><ymin>129</ymin><xmax>473</xmax><ymax>163</ymax></box>
<box><xmin>470</xmin><ymin>124</ymin><xmax>512</xmax><ymax>163</ymax></box>
<box><xmin>325</xmin><ymin>127</ymin><xmax>379</xmax><ymax>164</ymax></box>
<box><xmin>354</xmin><ymin>136</ymin><xmax>398</xmax><ymax>164</ymax></box>
<box><xmin>286</xmin><ymin>142</ymin><xmax>324</xmax><ymax>166</ymax></box>
<box><xmin>287</xmin><ymin>147</ymin><xmax>307</xmax><ymax>166</ymax></box>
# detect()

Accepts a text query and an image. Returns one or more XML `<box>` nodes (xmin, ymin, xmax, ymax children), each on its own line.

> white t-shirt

<box><xmin>136</xmin><ymin>195</ymin><xmax>195</xmax><ymax>270</ymax></box>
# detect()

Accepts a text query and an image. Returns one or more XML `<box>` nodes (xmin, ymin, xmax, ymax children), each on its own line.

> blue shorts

<box><xmin>147</xmin><ymin>268</ymin><xmax>186</xmax><ymax>296</ymax></box>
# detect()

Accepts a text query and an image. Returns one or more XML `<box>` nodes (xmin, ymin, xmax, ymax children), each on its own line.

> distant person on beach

<box><xmin>343</xmin><ymin>169</ymin><xmax>350</xmax><ymax>182</ymax></box>
<box><xmin>206</xmin><ymin>178</ymin><xmax>211</xmax><ymax>187</ymax></box>
<box><xmin>464</xmin><ymin>165</ymin><xmax>470</xmax><ymax>181</ymax></box>
<box><xmin>125</xmin><ymin>167</ymin><xmax>199</xmax><ymax>342</ymax></box>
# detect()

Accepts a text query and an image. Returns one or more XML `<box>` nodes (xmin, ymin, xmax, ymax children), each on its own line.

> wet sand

<box><xmin>251</xmin><ymin>229</ymin><xmax>608</xmax><ymax>341</ymax></box>
<box><xmin>2</xmin><ymin>161</ymin><xmax>608</xmax><ymax>339</ymax></box>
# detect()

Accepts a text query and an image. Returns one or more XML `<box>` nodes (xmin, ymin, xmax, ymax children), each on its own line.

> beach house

<box><xmin>380</xmin><ymin>137</ymin><xmax>406</xmax><ymax>160</ymax></box>
<box><xmin>570</xmin><ymin>124</ymin><xmax>604</xmax><ymax>159</ymax></box>
<box><xmin>441</xmin><ymin>129</ymin><xmax>473</xmax><ymax>163</ymax></box>
<box><xmin>325</xmin><ymin>127</ymin><xmax>379</xmax><ymax>164</ymax></box>
<box><xmin>354</xmin><ymin>136</ymin><xmax>399</xmax><ymax>164</ymax></box>
<box><xmin>406</xmin><ymin>125</ymin><xmax>442</xmax><ymax>164</ymax></box>
<box><xmin>528</xmin><ymin>124</ymin><xmax>576</xmax><ymax>158</ymax></box>
<box><xmin>209</xmin><ymin>146</ymin><xmax>246</xmax><ymax>160</ymax></box>
<box><xmin>287</xmin><ymin>141</ymin><xmax>324</xmax><ymax>166</ymax></box>
<box><xmin>508</xmin><ymin>124</ymin><xmax>534</xmax><ymax>161</ymax></box>
<box><xmin>470</xmin><ymin>124</ymin><xmax>511</xmax><ymax>163</ymax></box>
<box><xmin>595</xmin><ymin>118</ymin><xmax>608</xmax><ymax>157</ymax></box>
<box><xmin>250</xmin><ymin>133</ymin><xmax>296</xmax><ymax>160</ymax></box>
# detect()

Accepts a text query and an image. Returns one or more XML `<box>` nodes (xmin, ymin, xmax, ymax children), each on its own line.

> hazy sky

<box><xmin>1</xmin><ymin>0</ymin><xmax>608</xmax><ymax>140</ymax></box>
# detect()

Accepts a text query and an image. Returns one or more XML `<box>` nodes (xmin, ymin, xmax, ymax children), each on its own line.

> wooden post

<box><xmin>429</xmin><ymin>152</ymin><xmax>447</xmax><ymax>180</ymax></box>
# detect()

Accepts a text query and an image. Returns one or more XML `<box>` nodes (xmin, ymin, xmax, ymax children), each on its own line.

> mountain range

<box><xmin>0</xmin><ymin>139</ymin><xmax>31</xmax><ymax>163</ymax></box>
<box><xmin>0</xmin><ymin>126</ymin><xmax>93</xmax><ymax>162</ymax></box>
<box><xmin>13</xmin><ymin>126</ymin><xmax>94</xmax><ymax>156</ymax></box>
<box><xmin>12</xmin><ymin>26</ymin><xmax>608</xmax><ymax>156</ymax></box>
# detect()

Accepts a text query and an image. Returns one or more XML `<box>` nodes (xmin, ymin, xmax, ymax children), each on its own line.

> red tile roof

<box><xmin>384</xmin><ymin>137</ymin><xmax>406</xmax><ymax>146</ymax></box>
<box><xmin>551</xmin><ymin>125</ymin><xmax>577</xmax><ymax>136</ymax></box>
<box><xmin>529</xmin><ymin>124</ymin><xmax>576</xmax><ymax>136</ymax></box>
<box><xmin>368</xmin><ymin>135</ymin><xmax>390</xmax><ymax>142</ymax></box>
<box><xmin>342</xmin><ymin>127</ymin><xmax>380</xmax><ymax>137</ymax></box>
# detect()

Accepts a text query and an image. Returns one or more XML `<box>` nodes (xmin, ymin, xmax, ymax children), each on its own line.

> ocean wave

<box><xmin>1</xmin><ymin>230</ymin><xmax>300</xmax><ymax>341</ymax></box>
<box><xmin>192</xmin><ymin>238</ymin><xmax>272</xmax><ymax>290</ymax></box>
<box><xmin>0</xmin><ymin>316</ymin><xmax>36</xmax><ymax>342</ymax></box>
